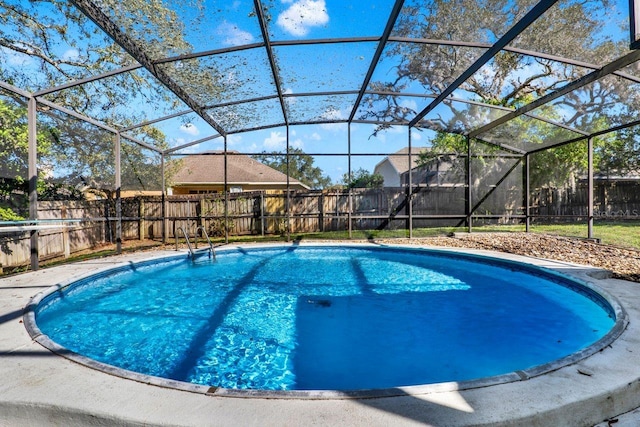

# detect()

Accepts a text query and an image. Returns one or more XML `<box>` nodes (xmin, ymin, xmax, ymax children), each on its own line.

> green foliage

<box><xmin>364</xmin><ymin>0</ymin><xmax>639</xmax><ymax>188</ymax></box>
<box><xmin>0</xmin><ymin>99</ymin><xmax>53</xmax><ymax>180</ymax></box>
<box><xmin>595</xmin><ymin>129</ymin><xmax>640</xmax><ymax>176</ymax></box>
<box><xmin>0</xmin><ymin>206</ymin><xmax>23</xmax><ymax>221</ymax></box>
<box><xmin>209</xmin><ymin>218</ymin><xmax>235</xmax><ymax>237</ymax></box>
<box><xmin>342</xmin><ymin>168</ymin><xmax>384</xmax><ymax>189</ymax></box>
<box><xmin>0</xmin><ymin>0</ymin><xmax>198</xmax><ymax>121</ymax></box>
<box><xmin>252</xmin><ymin>148</ymin><xmax>332</xmax><ymax>190</ymax></box>
<box><xmin>416</xmin><ymin>133</ymin><xmax>467</xmax><ymax>165</ymax></box>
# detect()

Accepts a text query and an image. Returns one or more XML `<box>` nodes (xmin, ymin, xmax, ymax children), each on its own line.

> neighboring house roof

<box><xmin>171</xmin><ymin>151</ymin><xmax>310</xmax><ymax>189</ymax></box>
<box><xmin>374</xmin><ymin>147</ymin><xmax>430</xmax><ymax>174</ymax></box>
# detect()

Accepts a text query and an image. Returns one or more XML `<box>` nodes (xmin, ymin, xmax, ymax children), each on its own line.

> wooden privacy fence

<box><xmin>531</xmin><ymin>181</ymin><xmax>640</xmax><ymax>220</ymax></box>
<box><xmin>1</xmin><ymin>181</ymin><xmax>639</xmax><ymax>270</ymax></box>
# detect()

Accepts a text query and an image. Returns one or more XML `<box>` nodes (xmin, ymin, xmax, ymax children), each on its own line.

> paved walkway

<box><xmin>1</xmin><ymin>244</ymin><xmax>640</xmax><ymax>426</ymax></box>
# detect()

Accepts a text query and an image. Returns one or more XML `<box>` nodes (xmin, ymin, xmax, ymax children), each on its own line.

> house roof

<box><xmin>376</xmin><ymin>147</ymin><xmax>430</xmax><ymax>174</ymax></box>
<box><xmin>171</xmin><ymin>151</ymin><xmax>309</xmax><ymax>189</ymax></box>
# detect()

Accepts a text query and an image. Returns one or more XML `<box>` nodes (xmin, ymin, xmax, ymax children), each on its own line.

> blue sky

<box><xmin>158</xmin><ymin>0</ymin><xmax>420</xmax><ymax>183</ymax></box>
<box><xmin>157</xmin><ymin>0</ymin><xmax>632</xmax><ymax>182</ymax></box>
<box><xmin>2</xmin><ymin>0</ymin><xmax>635</xmax><ymax>183</ymax></box>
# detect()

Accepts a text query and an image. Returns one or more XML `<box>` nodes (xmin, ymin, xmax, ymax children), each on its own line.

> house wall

<box><xmin>374</xmin><ymin>161</ymin><xmax>400</xmax><ymax>187</ymax></box>
<box><xmin>170</xmin><ymin>184</ymin><xmax>306</xmax><ymax>195</ymax></box>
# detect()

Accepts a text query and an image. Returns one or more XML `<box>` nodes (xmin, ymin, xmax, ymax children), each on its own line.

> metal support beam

<box><xmin>164</xmin><ymin>134</ymin><xmax>222</xmax><ymax>155</ymax></box>
<box><xmin>70</xmin><ymin>0</ymin><xmax>228</xmax><ymax>137</ymax></box>
<box><xmin>588</xmin><ymin>137</ymin><xmax>594</xmax><ymax>239</ymax></box>
<box><xmin>33</xmin><ymin>63</ymin><xmax>143</xmax><ymax>97</ymax></box>
<box><xmin>28</xmin><ymin>97</ymin><xmax>39</xmax><ymax>271</ymax></box>
<box><xmin>161</xmin><ymin>153</ymin><xmax>167</xmax><ymax>244</ymax></box>
<box><xmin>466</xmin><ymin>136</ymin><xmax>472</xmax><ymax>232</ymax></box>
<box><xmin>408</xmin><ymin>128</ymin><xmax>413</xmax><ymax>238</ymax></box>
<box><xmin>119</xmin><ymin>109</ymin><xmax>192</xmax><ymax>132</ymax></box>
<box><xmin>115</xmin><ymin>133</ymin><xmax>122</xmax><ymax>254</ymax></box>
<box><xmin>524</xmin><ymin>154</ymin><xmax>530</xmax><ymax>232</ymax></box>
<box><xmin>389</xmin><ymin>36</ymin><xmax>640</xmax><ymax>84</ymax></box>
<box><xmin>253</xmin><ymin>0</ymin><xmax>289</xmax><ymax>126</ymax></box>
<box><xmin>470</xmin><ymin>49</ymin><xmax>640</xmax><ymax>139</ymax></box>
<box><xmin>0</xmin><ymin>80</ymin><xmax>32</xmax><ymax>98</ymax></box>
<box><xmin>348</xmin><ymin>0</ymin><xmax>405</xmax><ymax>122</ymax></box>
<box><xmin>224</xmin><ymin>136</ymin><xmax>229</xmax><ymax>244</ymax></box>
<box><xmin>348</xmin><ymin>123</ymin><xmax>352</xmax><ymax>239</ymax></box>
<box><xmin>36</xmin><ymin>97</ymin><xmax>118</xmax><ymax>133</ymax></box>
<box><xmin>286</xmin><ymin>126</ymin><xmax>291</xmax><ymax>241</ymax></box>
<box><xmin>410</xmin><ymin>0</ymin><xmax>559</xmax><ymax>128</ymax></box>
<box><xmin>35</xmin><ymin>97</ymin><xmax>162</xmax><ymax>153</ymax></box>
<box><xmin>528</xmin><ymin>115</ymin><xmax>640</xmax><ymax>156</ymax></box>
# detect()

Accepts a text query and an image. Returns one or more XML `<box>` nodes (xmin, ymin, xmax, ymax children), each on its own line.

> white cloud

<box><xmin>217</xmin><ymin>21</ymin><xmax>254</xmax><ymax>46</ymax></box>
<box><xmin>399</xmin><ymin>99</ymin><xmax>418</xmax><ymax>112</ymax></box>
<box><xmin>321</xmin><ymin>108</ymin><xmax>346</xmax><ymax>121</ymax></box>
<box><xmin>180</xmin><ymin>123</ymin><xmax>200</xmax><ymax>136</ymax></box>
<box><xmin>263</xmin><ymin>131</ymin><xmax>287</xmax><ymax>150</ymax></box>
<box><xmin>2</xmin><ymin>47</ymin><xmax>32</xmax><ymax>66</ymax></box>
<box><xmin>277</xmin><ymin>0</ymin><xmax>329</xmax><ymax>37</ymax></box>
<box><xmin>171</xmin><ymin>138</ymin><xmax>187</xmax><ymax>147</ymax></box>
<box><xmin>227</xmin><ymin>134</ymin><xmax>243</xmax><ymax>146</ymax></box>
<box><xmin>283</xmin><ymin>88</ymin><xmax>298</xmax><ymax>105</ymax></box>
<box><xmin>386</xmin><ymin>125</ymin><xmax>405</xmax><ymax>134</ymax></box>
<box><xmin>320</xmin><ymin>108</ymin><xmax>348</xmax><ymax>131</ymax></box>
<box><xmin>291</xmin><ymin>138</ymin><xmax>304</xmax><ymax>149</ymax></box>
<box><xmin>62</xmin><ymin>49</ymin><xmax>80</xmax><ymax>61</ymax></box>
<box><xmin>310</xmin><ymin>132</ymin><xmax>321</xmax><ymax>140</ymax></box>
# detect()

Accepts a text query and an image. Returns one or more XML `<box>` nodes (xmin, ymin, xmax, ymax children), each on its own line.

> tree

<box><xmin>415</xmin><ymin>117</ymin><xmax>589</xmax><ymax>189</ymax></box>
<box><xmin>362</xmin><ymin>0</ymin><xmax>640</xmax><ymax>186</ymax></box>
<box><xmin>595</xmin><ymin>127</ymin><xmax>640</xmax><ymax>177</ymax></box>
<box><xmin>44</xmin><ymin>116</ymin><xmax>168</xmax><ymax>198</ymax></box>
<box><xmin>0</xmin><ymin>99</ymin><xmax>53</xmax><ymax>181</ymax></box>
<box><xmin>0</xmin><ymin>1</ymin><xmax>193</xmax><ymax>201</ymax></box>
<box><xmin>252</xmin><ymin>148</ymin><xmax>332</xmax><ymax>190</ymax></box>
<box><xmin>342</xmin><ymin>168</ymin><xmax>384</xmax><ymax>189</ymax></box>
<box><xmin>0</xmin><ymin>98</ymin><xmax>58</xmax><ymax>218</ymax></box>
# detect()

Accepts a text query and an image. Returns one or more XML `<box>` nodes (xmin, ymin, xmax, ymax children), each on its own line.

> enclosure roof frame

<box><xmin>1</xmin><ymin>0</ymin><xmax>639</xmax><ymax>158</ymax></box>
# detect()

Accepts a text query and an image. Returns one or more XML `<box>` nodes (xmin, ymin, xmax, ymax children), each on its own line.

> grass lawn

<box><xmin>223</xmin><ymin>220</ymin><xmax>640</xmax><ymax>251</ymax></box>
<box><xmin>467</xmin><ymin>221</ymin><xmax>640</xmax><ymax>250</ymax></box>
<box><xmin>6</xmin><ymin>220</ymin><xmax>637</xmax><ymax>275</ymax></box>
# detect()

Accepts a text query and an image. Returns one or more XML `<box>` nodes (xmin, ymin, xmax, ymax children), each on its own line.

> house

<box><xmin>374</xmin><ymin>147</ymin><xmax>456</xmax><ymax>187</ymax></box>
<box><xmin>374</xmin><ymin>147</ymin><xmax>426</xmax><ymax>187</ymax></box>
<box><xmin>168</xmin><ymin>151</ymin><xmax>310</xmax><ymax>195</ymax></box>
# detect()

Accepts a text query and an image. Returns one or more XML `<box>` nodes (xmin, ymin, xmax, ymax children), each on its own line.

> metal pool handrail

<box><xmin>175</xmin><ymin>226</ymin><xmax>215</xmax><ymax>260</ymax></box>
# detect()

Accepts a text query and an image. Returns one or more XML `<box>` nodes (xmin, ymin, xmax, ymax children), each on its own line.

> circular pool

<box><xmin>26</xmin><ymin>245</ymin><xmax>623</xmax><ymax>397</ymax></box>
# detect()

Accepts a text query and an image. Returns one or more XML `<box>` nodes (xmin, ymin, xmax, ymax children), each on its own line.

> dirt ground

<box><xmin>377</xmin><ymin>233</ymin><xmax>640</xmax><ymax>283</ymax></box>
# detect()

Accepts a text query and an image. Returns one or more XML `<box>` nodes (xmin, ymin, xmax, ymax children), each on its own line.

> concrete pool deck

<box><xmin>1</xmin><ymin>243</ymin><xmax>640</xmax><ymax>426</ymax></box>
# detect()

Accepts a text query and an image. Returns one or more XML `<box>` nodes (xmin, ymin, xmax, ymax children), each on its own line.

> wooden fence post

<box><xmin>61</xmin><ymin>204</ymin><xmax>70</xmax><ymax>258</ymax></box>
<box><xmin>260</xmin><ymin>192</ymin><xmax>265</xmax><ymax>237</ymax></box>
<box><xmin>319</xmin><ymin>192</ymin><xmax>324</xmax><ymax>232</ymax></box>
<box><xmin>139</xmin><ymin>198</ymin><xmax>145</xmax><ymax>240</ymax></box>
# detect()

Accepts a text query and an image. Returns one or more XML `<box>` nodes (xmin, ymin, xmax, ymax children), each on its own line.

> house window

<box><xmin>230</xmin><ymin>186</ymin><xmax>243</xmax><ymax>193</ymax></box>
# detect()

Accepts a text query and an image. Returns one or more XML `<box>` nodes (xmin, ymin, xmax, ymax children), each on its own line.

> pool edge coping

<box><xmin>22</xmin><ymin>242</ymin><xmax>630</xmax><ymax>400</ymax></box>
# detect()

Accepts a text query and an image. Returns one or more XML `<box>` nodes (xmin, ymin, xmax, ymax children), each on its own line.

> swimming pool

<box><xmin>28</xmin><ymin>244</ymin><xmax>621</xmax><ymax>395</ymax></box>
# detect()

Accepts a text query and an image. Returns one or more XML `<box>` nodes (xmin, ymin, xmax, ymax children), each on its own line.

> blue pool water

<box><xmin>35</xmin><ymin>246</ymin><xmax>615</xmax><ymax>391</ymax></box>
